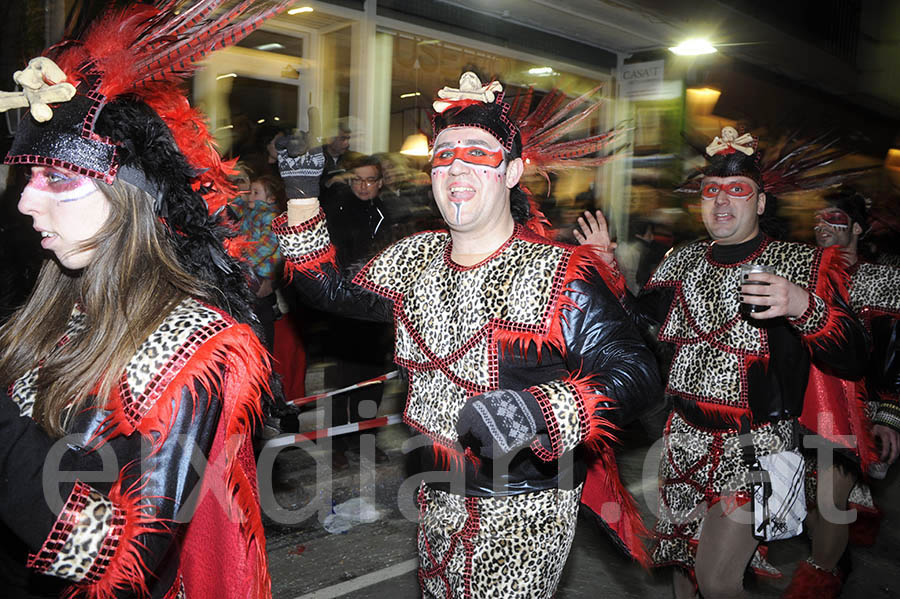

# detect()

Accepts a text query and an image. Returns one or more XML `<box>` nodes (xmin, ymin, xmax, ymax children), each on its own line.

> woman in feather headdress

<box><xmin>0</xmin><ymin>2</ymin><xmax>293</xmax><ymax>598</ymax></box>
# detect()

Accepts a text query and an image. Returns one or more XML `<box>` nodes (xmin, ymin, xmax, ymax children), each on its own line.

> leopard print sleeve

<box><xmin>525</xmin><ymin>267</ymin><xmax>663</xmax><ymax>461</ymax></box>
<box><xmin>26</xmin><ymin>482</ymin><xmax>124</xmax><ymax>583</ymax></box>
<box><xmin>22</xmin><ymin>382</ymin><xmax>221</xmax><ymax>596</ymax></box>
<box><xmin>272</xmin><ymin>209</ymin><xmax>337</xmax><ymax>279</ymax></box>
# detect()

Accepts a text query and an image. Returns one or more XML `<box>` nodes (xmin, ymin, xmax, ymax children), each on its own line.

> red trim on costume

<box><xmin>27</xmin><ymin>482</ymin><xmax>94</xmax><ymax>573</ymax></box>
<box><xmin>5</xmin><ymin>153</ymin><xmax>119</xmax><ymax>184</ymax></box>
<box><xmin>272</xmin><ymin>211</ymin><xmax>338</xmax><ymax>282</ymax></box>
<box><xmin>529</xmin><ymin>384</ymin><xmax>564</xmax><ymax>461</ymax></box>
<box><xmin>566</xmin><ymin>372</ymin><xmax>619</xmax><ymax>450</ymax></box>
<box><xmin>417</xmin><ymin>489</ymin><xmax>480</xmax><ymax>599</ymax></box>
<box><xmin>494</xmin><ymin>237</ymin><xmax>623</xmax><ymax>363</ymax></box>
<box><xmin>581</xmin><ymin>448</ymin><xmax>651</xmax><ymax>568</ymax></box>
<box><xmin>28</xmin><ymin>476</ymin><xmax>162</xmax><ymax>598</ymax></box>
<box><xmin>799</xmin><ymin>245</ymin><xmax>852</xmax><ymax>348</ymax></box>
<box><xmin>89</xmin><ymin>308</ymin><xmax>270</xmax><ymax>599</ymax></box>
<box><xmin>83</xmin><ymin>475</ymin><xmax>162</xmax><ymax>599</ymax></box>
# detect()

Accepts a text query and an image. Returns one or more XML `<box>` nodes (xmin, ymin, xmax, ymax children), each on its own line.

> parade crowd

<box><xmin>0</xmin><ymin>3</ymin><xmax>897</xmax><ymax>599</ymax></box>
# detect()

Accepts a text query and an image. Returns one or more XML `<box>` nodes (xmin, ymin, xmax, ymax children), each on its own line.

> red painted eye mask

<box><xmin>432</xmin><ymin>145</ymin><xmax>504</xmax><ymax>168</ymax></box>
<box><xmin>816</xmin><ymin>210</ymin><xmax>850</xmax><ymax>227</ymax></box>
<box><xmin>701</xmin><ymin>181</ymin><xmax>755</xmax><ymax>200</ymax></box>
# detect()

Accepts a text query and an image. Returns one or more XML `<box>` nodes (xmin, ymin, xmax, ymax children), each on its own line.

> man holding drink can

<box><xmin>574</xmin><ymin>128</ymin><xmax>869</xmax><ymax>598</ymax></box>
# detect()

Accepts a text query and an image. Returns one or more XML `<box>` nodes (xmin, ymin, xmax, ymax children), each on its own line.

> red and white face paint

<box><xmin>701</xmin><ymin>180</ymin><xmax>755</xmax><ymax>201</ymax></box>
<box><xmin>431</xmin><ymin>127</ymin><xmax>515</xmax><ymax>233</ymax></box>
<box><xmin>813</xmin><ymin>208</ymin><xmax>852</xmax><ymax>248</ymax></box>
<box><xmin>17</xmin><ymin>166</ymin><xmax>110</xmax><ymax>270</ymax></box>
<box><xmin>699</xmin><ymin>175</ymin><xmax>764</xmax><ymax>245</ymax></box>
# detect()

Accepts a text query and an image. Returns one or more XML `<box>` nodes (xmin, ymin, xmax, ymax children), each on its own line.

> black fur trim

<box><xmin>94</xmin><ymin>99</ymin><xmax>257</xmax><ymax>326</ymax></box>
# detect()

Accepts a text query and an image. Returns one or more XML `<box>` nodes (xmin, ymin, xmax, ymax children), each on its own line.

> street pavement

<box><xmin>261</xmin><ymin>377</ymin><xmax>900</xmax><ymax>599</ymax></box>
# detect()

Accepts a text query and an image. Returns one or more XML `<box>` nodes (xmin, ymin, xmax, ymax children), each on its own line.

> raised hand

<box><xmin>573</xmin><ymin>210</ymin><xmax>617</xmax><ymax>265</ymax></box>
<box><xmin>275</xmin><ymin>130</ymin><xmax>325</xmax><ymax>201</ymax></box>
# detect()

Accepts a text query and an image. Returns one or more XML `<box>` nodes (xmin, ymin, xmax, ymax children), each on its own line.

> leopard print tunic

<box><xmin>647</xmin><ymin>238</ymin><xmax>826</xmax><ymax>411</ymax></box>
<box><xmin>353</xmin><ymin>227</ymin><xmax>576</xmax><ymax>450</ymax></box>
<box><xmin>647</xmin><ymin>238</ymin><xmax>827</xmax><ymax>571</ymax></box>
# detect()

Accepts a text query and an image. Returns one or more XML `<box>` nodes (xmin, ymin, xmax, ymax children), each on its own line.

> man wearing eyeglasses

<box><xmin>320</xmin><ymin>154</ymin><xmax>393</xmax><ymax>268</ymax></box>
<box><xmin>317</xmin><ymin>153</ymin><xmax>395</xmax><ymax>469</ymax></box>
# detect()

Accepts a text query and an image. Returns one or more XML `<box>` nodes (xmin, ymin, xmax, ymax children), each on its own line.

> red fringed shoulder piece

<box><xmin>494</xmin><ymin>238</ymin><xmax>624</xmax><ymax>362</ymax></box>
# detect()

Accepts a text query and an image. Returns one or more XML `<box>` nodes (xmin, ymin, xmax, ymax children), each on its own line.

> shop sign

<box><xmin>618</xmin><ymin>60</ymin><xmax>665</xmax><ymax>100</ymax></box>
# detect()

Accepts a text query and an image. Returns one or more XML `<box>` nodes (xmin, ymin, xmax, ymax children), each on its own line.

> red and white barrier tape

<box><xmin>288</xmin><ymin>370</ymin><xmax>399</xmax><ymax>407</ymax></box>
<box><xmin>265</xmin><ymin>413</ymin><xmax>404</xmax><ymax>447</ymax></box>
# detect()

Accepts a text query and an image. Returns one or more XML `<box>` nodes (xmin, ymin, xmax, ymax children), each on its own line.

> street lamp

<box><xmin>669</xmin><ymin>39</ymin><xmax>717</xmax><ymax>56</ymax></box>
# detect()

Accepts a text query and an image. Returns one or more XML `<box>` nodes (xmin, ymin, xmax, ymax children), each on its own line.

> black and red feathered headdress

<box><xmin>1</xmin><ymin>0</ymin><xmax>293</xmax><ymax>323</ymax></box>
<box><xmin>430</xmin><ymin>72</ymin><xmax>622</xmax><ymax>235</ymax></box>
<box><xmin>677</xmin><ymin>127</ymin><xmax>875</xmax><ymax>195</ymax></box>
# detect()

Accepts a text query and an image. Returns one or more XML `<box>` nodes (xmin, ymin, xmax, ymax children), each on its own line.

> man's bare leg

<box><xmin>693</xmin><ymin>501</ymin><xmax>759</xmax><ymax>599</ymax></box>
<box><xmin>809</xmin><ymin>463</ymin><xmax>857</xmax><ymax>570</ymax></box>
<box><xmin>673</xmin><ymin>567</ymin><xmax>697</xmax><ymax>599</ymax></box>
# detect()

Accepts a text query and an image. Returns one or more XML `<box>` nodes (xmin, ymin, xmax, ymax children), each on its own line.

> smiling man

<box><xmin>575</xmin><ymin>129</ymin><xmax>869</xmax><ymax>599</ymax></box>
<box><xmin>273</xmin><ymin>73</ymin><xmax>662</xmax><ymax>598</ymax></box>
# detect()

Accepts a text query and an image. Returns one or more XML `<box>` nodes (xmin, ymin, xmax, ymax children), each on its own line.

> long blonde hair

<box><xmin>0</xmin><ymin>179</ymin><xmax>211</xmax><ymax>437</ymax></box>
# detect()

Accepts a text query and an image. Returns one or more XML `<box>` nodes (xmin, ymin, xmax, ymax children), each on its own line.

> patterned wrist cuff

<box><xmin>527</xmin><ymin>380</ymin><xmax>581</xmax><ymax>461</ymax></box>
<box><xmin>272</xmin><ymin>209</ymin><xmax>334</xmax><ymax>266</ymax></box>
<box><xmin>788</xmin><ymin>293</ymin><xmax>827</xmax><ymax>336</ymax></box>
<box><xmin>27</xmin><ymin>481</ymin><xmax>124</xmax><ymax>583</ymax></box>
<box><xmin>874</xmin><ymin>402</ymin><xmax>900</xmax><ymax>431</ymax></box>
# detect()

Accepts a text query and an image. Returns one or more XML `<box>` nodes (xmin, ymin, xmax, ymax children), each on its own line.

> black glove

<box><xmin>455</xmin><ymin>389</ymin><xmax>546</xmax><ymax>460</ymax></box>
<box><xmin>275</xmin><ymin>131</ymin><xmax>325</xmax><ymax>200</ymax></box>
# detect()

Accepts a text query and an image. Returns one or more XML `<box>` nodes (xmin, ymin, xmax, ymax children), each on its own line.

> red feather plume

<box><xmin>50</xmin><ymin>1</ymin><xmax>294</xmax><ymax>218</ymax></box>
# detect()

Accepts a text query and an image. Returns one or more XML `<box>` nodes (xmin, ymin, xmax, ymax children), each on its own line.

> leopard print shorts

<box><xmin>416</xmin><ymin>483</ymin><xmax>582</xmax><ymax>598</ymax></box>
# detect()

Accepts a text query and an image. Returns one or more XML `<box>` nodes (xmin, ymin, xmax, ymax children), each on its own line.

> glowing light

<box><xmin>254</xmin><ymin>43</ymin><xmax>285</xmax><ymax>52</ymax></box>
<box><xmin>400</xmin><ymin>92</ymin><xmax>422</xmax><ymax>99</ymax></box>
<box><xmin>216</xmin><ymin>73</ymin><xmax>237</xmax><ymax>80</ymax></box>
<box><xmin>886</xmin><ymin>148</ymin><xmax>900</xmax><ymax>169</ymax></box>
<box><xmin>669</xmin><ymin>39</ymin><xmax>717</xmax><ymax>56</ymax></box>
<box><xmin>400</xmin><ymin>133</ymin><xmax>430</xmax><ymax>157</ymax></box>
<box><xmin>685</xmin><ymin>87</ymin><xmax>721</xmax><ymax>116</ymax></box>
<box><xmin>257</xmin><ymin>118</ymin><xmax>266</xmax><ymax>124</ymax></box>
<box><xmin>287</xmin><ymin>6</ymin><xmax>314</xmax><ymax>15</ymax></box>
<box><xmin>273</xmin><ymin>116</ymin><xmax>280</xmax><ymax>121</ymax></box>
<box><xmin>527</xmin><ymin>66</ymin><xmax>555</xmax><ymax>76</ymax></box>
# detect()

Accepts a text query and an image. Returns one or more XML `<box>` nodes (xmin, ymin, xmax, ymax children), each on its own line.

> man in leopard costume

<box><xmin>781</xmin><ymin>189</ymin><xmax>900</xmax><ymax>598</ymax></box>
<box><xmin>273</xmin><ymin>72</ymin><xmax>662</xmax><ymax>598</ymax></box>
<box><xmin>574</xmin><ymin>128</ymin><xmax>869</xmax><ymax>598</ymax></box>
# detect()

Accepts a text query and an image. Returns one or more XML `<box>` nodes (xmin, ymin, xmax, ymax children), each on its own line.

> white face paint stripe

<box><xmin>27</xmin><ymin>177</ymin><xmax>98</xmax><ymax>204</ymax></box>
